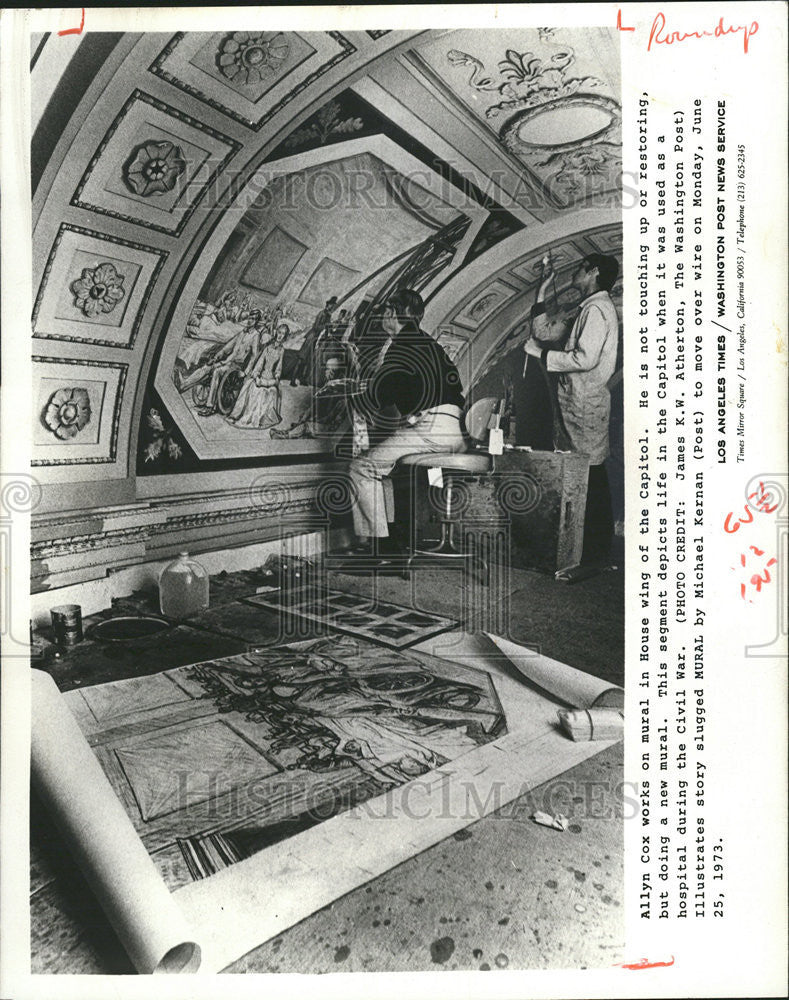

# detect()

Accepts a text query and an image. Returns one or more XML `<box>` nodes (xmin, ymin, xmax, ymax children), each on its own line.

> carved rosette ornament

<box><xmin>43</xmin><ymin>388</ymin><xmax>91</xmax><ymax>440</ymax></box>
<box><xmin>70</xmin><ymin>262</ymin><xmax>126</xmax><ymax>316</ymax></box>
<box><xmin>124</xmin><ymin>140</ymin><xmax>186</xmax><ymax>197</ymax></box>
<box><xmin>217</xmin><ymin>32</ymin><xmax>290</xmax><ymax>85</ymax></box>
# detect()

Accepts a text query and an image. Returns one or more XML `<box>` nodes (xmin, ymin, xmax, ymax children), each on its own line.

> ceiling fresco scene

<box><xmin>30</xmin><ymin>25</ymin><xmax>621</xmax><ymax>495</ymax></box>
<box><xmin>158</xmin><ymin>148</ymin><xmax>474</xmax><ymax>460</ymax></box>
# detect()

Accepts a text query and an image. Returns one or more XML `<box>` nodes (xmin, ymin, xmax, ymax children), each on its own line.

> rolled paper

<box><xmin>484</xmin><ymin>633</ymin><xmax>624</xmax><ymax>710</ymax></box>
<box><xmin>31</xmin><ymin>670</ymin><xmax>201</xmax><ymax>974</ymax></box>
<box><xmin>557</xmin><ymin>708</ymin><xmax>625</xmax><ymax>742</ymax></box>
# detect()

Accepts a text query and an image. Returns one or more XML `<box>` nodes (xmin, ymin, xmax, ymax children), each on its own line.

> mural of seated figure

<box><xmin>227</xmin><ymin>324</ymin><xmax>290</xmax><ymax>430</ymax></box>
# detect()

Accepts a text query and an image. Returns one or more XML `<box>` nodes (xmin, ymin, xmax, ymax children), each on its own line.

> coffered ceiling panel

<box><xmin>71</xmin><ymin>90</ymin><xmax>241</xmax><ymax>236</ymax></box>
<box><xmin>30</xmin><ymin>25</ymin><xmax>620</xmax><ymax>493</ymax></box>
<box><xmin>33</xmin><ymin>224</ymin><xmax>167</xmax><ymax>349</ymax></box>
<box><xmin>149</xmin><ymin>31</ymin><xmax>357</xmax><ymax>130</ymax></box>
<box><xmin>32</xmin><ymin>357</ymin><xmax>128</xmax><ymax>470</ymax></box>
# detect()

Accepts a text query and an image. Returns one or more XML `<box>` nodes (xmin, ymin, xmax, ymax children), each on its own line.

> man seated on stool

<box><xmin>523</xmin><ymin>253</ymin><xmax>620</xmax><ymax>572</ymax></box>
<box><xmin>348</xmin><ymin>288</ymin><xmax>465</xmax><ymax>555</ymax></box>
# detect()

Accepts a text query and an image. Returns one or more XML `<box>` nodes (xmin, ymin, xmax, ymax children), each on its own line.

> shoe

<box><xmin>378</xmin><ymin>536</ymin><xmax>406</xmax><ymax>557</ymax></box>
<box><xmin>555</xmin><ymin>562</ymin><xmax>609</xmax><ymax>584</ymax></box>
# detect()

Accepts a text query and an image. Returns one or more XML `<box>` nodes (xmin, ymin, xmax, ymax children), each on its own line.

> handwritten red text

<box><xmin>648</xmin><ymin>12</ymin><xmax>758</xmax><ymax>54</ymax></box>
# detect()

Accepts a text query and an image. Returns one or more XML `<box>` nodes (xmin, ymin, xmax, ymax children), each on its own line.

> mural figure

<box><xmin>193</xmin><ymin>309</ymin><xmax>264</xmax><ymax>416</ymax></box>
<box><xmin>227</xmin><ymin>323</ymin><xmax>290</xmax><ymax>430</ymax></box>
<box><xmin>271</xmin><ymin>354</ymin><xmax>349</xmax><ymax>440</ymax></box>
<box><xmin>290</xmin><ymin>295</ymin><xmax>338</xmax><ymax>386</ymax></box>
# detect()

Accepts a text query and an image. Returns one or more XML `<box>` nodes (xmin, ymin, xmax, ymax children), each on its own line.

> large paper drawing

<box><xmin>63</xmin><ymin>636</ymin><xmax>505</xmax><ymax>888</ymax></box>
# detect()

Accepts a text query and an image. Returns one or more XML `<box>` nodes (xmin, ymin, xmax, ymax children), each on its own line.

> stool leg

<box><xmin>417</xmin><ymin>477</ymin><xmax>468</xmax><ymax>557</ymax></box>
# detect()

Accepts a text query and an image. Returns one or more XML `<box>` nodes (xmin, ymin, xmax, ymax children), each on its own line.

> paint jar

<box><xmin>159</xmin><ymin>552</ymin><xmax>209</xmax><ymax>619</ymax></box>
<box><xmin>50</xmin><ymin>604</ymin><xmax>83</xmax><ymax>646</ymax></box>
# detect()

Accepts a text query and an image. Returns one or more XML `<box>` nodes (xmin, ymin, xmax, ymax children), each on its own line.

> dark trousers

<box><xmin>581</xmin><ymin>463</ymin><xmax>614</xmax><ymax>565</ymax></box>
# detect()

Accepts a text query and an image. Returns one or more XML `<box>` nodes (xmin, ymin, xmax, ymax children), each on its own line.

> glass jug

<box><xmin>159</xmin><ymin>551</ymin><xmax>209</xmax><ymax>618</ymax></box>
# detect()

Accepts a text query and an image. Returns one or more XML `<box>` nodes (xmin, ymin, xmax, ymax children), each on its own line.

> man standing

<box><xmin>348</xmin><ymin>288</ymin><xmax>465</xmax><ymax>553</ymax></box>
<box><xmin>523</xmin><ymin>253</ymin><xmax>620</xmax><ymax>569</ymax></box>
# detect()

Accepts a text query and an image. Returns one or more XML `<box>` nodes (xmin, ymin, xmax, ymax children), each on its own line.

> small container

<box><xmin>159</xmin><ymin>552</ymin><xmax>209</xmax><ymax>619</ymax></box>
<box><xmin>51</xmin><ymin>604</ymin><xmax>83</xmax><ymax>646</ymax></box>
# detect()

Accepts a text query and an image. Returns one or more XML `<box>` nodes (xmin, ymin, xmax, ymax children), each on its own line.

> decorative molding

<box><xmin>123</xmin><ymin>139</ymin><xmax>186</xmax><ymax>197</ymax></box>
<box><xmin>445</xmin><ymin>45</ymin><xmax>607</xmax><ymax>121</ymax></box>
<box><xmin>32</xmin><ymin>501</ymin><xmax>317</xmax><ymax>560</ymax></box>
<box><xmin>32</xmin><ymin>224</ymin><xmax>168</xmax><ymax>350</ymax></box>
<box><xmin>366</xmin><ymin>30</ymin><xmax>391</xmax><ymax>40</ymax></box>
<box><xmin>71</xmin><ymin>89</ymin><xmax>241</xmax><ymax>236</ymax></box>
<box><xmin>32</xmin><ymin>357</ymin><xmax>128</xmax><ymax>466</ymax></box>
<box><xmin>453</xmin><ymin>277</ymin><xmax>520</xmax><ymax>330</ymax></box>
<box><xmin>69</xmin><ymin>262</ymin><xmax>126</xmax><ymax>317</ymax></box>
<box><xmin>42</xmin><ymin>387</ymin><xmax>92</xmax><ymax>440</ymax></box>
<box><xmin>149</xmin><ymin>31</ymin><xmax>357</xmax><ymax>131</ymax></box>
<box><xmin>407</xmin><ymin>29</ymin><xmax>621</xmax><ymax>211</ymax></box>
<box><xmin>284</xmin><ymin>99</ymin><xmax>364</xmax><ymax>149</ymax></box>
<box><xmin>216</xmin><ymin>32</ymin><xmax>292</xmax><ymax>85</ymax></box>
<box><xmin>31</xmin><ymin>490</ymin><xmax>320</xmax><ymax>561</ymax></box>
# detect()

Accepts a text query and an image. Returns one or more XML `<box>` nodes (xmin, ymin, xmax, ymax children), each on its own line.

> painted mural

<box><xmin>164</xmin><ymin>150</ymin><xmax>469</xmax><ymax>457</ymax></box>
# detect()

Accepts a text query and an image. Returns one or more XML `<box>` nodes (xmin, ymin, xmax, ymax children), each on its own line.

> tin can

<box><xmin>51</xmin><ymin>604</ymin><xmax>83</xmax><ymax>646</ymax></box>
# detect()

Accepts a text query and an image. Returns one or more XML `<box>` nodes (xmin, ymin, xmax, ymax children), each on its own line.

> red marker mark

<box><xmin>647</xmin><ymin>12</ymin><xmax>758</xmax><ymax>53</ymax></box>
<box><xmin>58</xmin><ymin>7</ymin><xmax>85</xmax><ymax>36</ymax></box>
<box><xmin>617</xmin><ymin>9</ymin><xmax>635</xmax><ymax>32</ymax></box>
<box><xmin>723</xmin><ymin>481</ymin><xmax>777</xmax><ymax>533</ymax></box>
<box><xmin>621</xmin><ymin>956</ymin><xmax>675</xmax><ymax>970</ymax></box>
<box><xmin>725</xmin><ymin>482</ymin><xmax>780</xmax><ymax>600</ymax></box>
<box><xmin>734</xmin><ymin>550</ymin><xmax>779</xmax><ymax>602</ymax></box>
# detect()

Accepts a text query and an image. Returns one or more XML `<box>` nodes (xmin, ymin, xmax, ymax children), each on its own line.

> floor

<box><xmin>30</xmin><ymin>553</ymin><xmax>624</xmax><ymax>974</ymax></box>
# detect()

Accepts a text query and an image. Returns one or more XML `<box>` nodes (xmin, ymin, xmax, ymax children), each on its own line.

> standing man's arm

<box><xmin>543</xmin><ymin>306</ymin><xmax>609</xmax><ymax>373</ymax></box>
<box><xmin>524</xmin><ymin>266</ymin><xmax>565</xmax><ymax>354</ymax></box>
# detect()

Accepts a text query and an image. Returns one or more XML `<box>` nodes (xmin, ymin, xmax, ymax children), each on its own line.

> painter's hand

<box><xmin>538</xmin><ymin>265</ymin><xmax>555</xmax><ymax>294</ymax></box>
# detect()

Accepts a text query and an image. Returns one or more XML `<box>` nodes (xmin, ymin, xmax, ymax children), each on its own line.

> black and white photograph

<box><xmin>0</xmin><ymin>4</ymin><xmax>786</xmax><ymax>999</ymax></box>
<box><xmin>25</xmin><ymin>18</ymin><xmax>625</xmax><ymax>976</ymax></box>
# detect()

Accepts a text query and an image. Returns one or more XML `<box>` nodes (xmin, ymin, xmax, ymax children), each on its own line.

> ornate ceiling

<box><xmin>30</xmin><ymin>26</ymin><xmax>621</xmax><ymax>506</ymax></box>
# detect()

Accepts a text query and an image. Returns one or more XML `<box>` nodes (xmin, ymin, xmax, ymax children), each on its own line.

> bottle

<box><xmin>159</xmin><ymin>552</ymin><xmax>209</xmax><ymax>618</ymax></box>
<box><xmin>487</xmin><ymin>400</ymin><xmax>504</xmax><ymax>456</ymax></box>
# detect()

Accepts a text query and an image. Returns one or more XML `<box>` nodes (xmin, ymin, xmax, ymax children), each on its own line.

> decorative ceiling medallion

<box><xmin>70</xmin><ymin>262</ymin><xmax>126</xmax><ymax>317</ymax></box>
<box><xmin>33</xmin><ymin>357</ymin><xmax>127</xmax><ymax>467</ymax></box>
<box><xmin>502</xmin><ymin>97</ymin><xmax>618</xmax><ymax>150</ymax></box>
<box><xmin>217</xmin><ymin>32</ymin><xmax>290</xmax><ymax>84</ymax></box>
<box><xmin>71</xmin><ymin>90</ymin><xmax>240</xmax><ymax>237</ymax></box>
<box><xmin>43</xmin><ymin>388</ymin><xmax>91</xmax><ymax>440</ymax></box>
<box><xmin>499</xmin><ymin>94</ymin><xmax>620</xmax><ymax>155</ymax></box>
<box><xmin>124</xmin><ymin>139</ymin><xmax>187</xmax><ymax>197</ymax></box>
<box><xmin>499</xmin><ymin>91</ymin><xmax>621</xmax><ymax>205</ymax></box>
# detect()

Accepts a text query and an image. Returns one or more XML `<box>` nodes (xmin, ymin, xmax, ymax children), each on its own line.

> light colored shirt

<box><xmin>544</xmin><ymin>290</ymin><xmax>619</xmax><ymax>464</ymax></box>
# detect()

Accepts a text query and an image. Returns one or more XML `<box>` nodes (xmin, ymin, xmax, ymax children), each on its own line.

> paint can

<box><xmin>50</xmin><ymin>604</ymin><xmax>83</xmax><ymax>646</ymax></box>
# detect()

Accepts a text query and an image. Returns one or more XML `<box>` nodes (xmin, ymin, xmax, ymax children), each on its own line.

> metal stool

<box><xmin>396</xmin><ymin>398</ymin><xmax>500</xmax><ymax>585</ymax></box>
